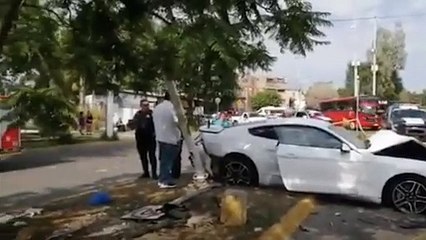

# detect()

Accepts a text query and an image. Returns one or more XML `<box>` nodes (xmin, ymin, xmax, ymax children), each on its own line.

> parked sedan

<box><xmin>198</xmin><ymin>118</ymin><xmax>426</xmax><ymax>214</ymax></box>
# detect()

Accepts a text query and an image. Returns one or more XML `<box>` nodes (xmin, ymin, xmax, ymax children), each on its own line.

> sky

<box><xmin>265</xmin><ymin>0</ymin><xmax>426</xmax><ymax>92</ymax></box>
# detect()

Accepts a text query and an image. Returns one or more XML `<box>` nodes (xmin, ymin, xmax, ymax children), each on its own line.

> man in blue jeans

<box><xmin>152</xmin><ymin>92</ymin><xmax>181</xmax><ymax>189</ymax></box>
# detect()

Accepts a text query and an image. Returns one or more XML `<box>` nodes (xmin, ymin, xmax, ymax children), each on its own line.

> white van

<box><xmin>256</xmin><ymin>106</ymin><xmax>287</xmax><ymax>117</ymax></box>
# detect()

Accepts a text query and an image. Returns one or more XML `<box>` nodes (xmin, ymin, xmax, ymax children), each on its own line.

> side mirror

<box><xmin>341</xmin><ymin>143</ymin><xmax>351</xmax><ymax>153</ymax></box>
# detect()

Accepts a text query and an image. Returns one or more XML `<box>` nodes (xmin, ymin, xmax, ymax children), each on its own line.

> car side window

<box><xmin>275</xmin><ymin>125</ymin><xmax>342</xmax><ymax>149</ymax></box>
<box><xmin>248</xmin><ymin>126</ymin><xmax>278</xmax><ymax>140</ymax></box>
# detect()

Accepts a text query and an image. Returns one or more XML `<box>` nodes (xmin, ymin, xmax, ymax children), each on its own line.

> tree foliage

<box><xmin>0</xmin><ymin>0</ymin><xmax>332</xmax><ymax>139</ymax></box>
<box><xmin>343</xmin><ymin>23</ymin><xmax>406</xmax><ymax>100</ymax></box>
<box><xmin>251</xmin><ymin>90</ymin><xmax>282</xmax><ymax>110</ymax></box>
<box><xmin>0</xmin><ymin>87</ymin><xmax>76</xmax><ymax>137</ymax></box>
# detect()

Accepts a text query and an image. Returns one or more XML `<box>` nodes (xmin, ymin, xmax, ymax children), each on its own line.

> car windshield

<box><xmin>248</xmin><ymin>112</ymin><xmax>260</xmax><ymax>117</ymax></box>
<box><xmin>391</xmin><ymin>109</ymin><xmax>426</xmax><ymax>120</ymax></box>
<box><xmin>359</xmin><ymin>105</ymin><xmax>377</xmax><ymax>115</ymax></box>
<box><xmin>329</xmin><ymin>125</ymin><xmax>368</xmax><ymax>149</ymax></box>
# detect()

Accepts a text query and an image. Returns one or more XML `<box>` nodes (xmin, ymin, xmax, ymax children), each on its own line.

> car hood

<box><xmin>367</xmin><ymin>130</ymin><xmax>426</xmax><ymax>153</ymax></box>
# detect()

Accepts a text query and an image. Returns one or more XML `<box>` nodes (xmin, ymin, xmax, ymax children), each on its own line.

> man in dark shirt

<box><xmin>131</xmin><ymin>99</ymin><xmax>157</xmax><ymax>179</ymax></box>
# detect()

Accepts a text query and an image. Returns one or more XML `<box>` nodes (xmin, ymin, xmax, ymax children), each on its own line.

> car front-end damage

<box><xmin>368</xmin><ymin>130</ymin><xmax>426</xmax><ymax>160</ymax></box>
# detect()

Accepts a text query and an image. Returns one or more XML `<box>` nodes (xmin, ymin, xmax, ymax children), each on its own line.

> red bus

<box><xmin>319</xmin><ymin>96</ymin><xmax>384</xmax><ymax>130</ymax></box>
<box><xmin>0</xmin><ymin>96</ymin><xmax>21</xmax><ymax>154</ymax></box>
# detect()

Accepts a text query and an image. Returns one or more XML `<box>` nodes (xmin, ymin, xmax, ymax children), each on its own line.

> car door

<box><xmin>275</xmin><ymin>125</ymin><xmax>359</xmax><ymax>194</ymax></box>
<box><xmin>248</xmin><ymin>126</ymin><xmax>282</xmax><ymax>185</ymax></box>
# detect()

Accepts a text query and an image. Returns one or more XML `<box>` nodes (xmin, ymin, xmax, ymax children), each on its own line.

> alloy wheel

<box><xmin>392</xmin><ymin>180</ymin><xmax>426</xmax><ymax>214</ymax></box>
<box><xmin>224</xmin><ymin>161</ymin><xmax>251</xmax><ymax>185</ymax></box>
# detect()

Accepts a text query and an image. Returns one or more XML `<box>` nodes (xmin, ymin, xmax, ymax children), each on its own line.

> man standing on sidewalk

<box><xmin>153</xmin><ymin>92</ymin><xmax>181</xmax><ymax>189</ymax></box>
<box><xmin>132</xmin><ymin>99</ymin><xmax>157</xmax><ymax>179</ymax></box>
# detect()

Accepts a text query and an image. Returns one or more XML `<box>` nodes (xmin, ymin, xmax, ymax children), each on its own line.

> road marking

<box><xmin>259</xmin><ymin>197</ymin><xmax>316</xmax><ymax>240</ymax></box>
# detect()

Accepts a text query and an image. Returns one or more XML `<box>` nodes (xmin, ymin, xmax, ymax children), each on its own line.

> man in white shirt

<box><xmin>152</xmin><ymin>92</ymin><xmax>181</xmax><ymax>188</ymax></box>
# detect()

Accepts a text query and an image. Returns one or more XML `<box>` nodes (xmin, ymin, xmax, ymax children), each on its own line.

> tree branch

<box><xmin>151</xmin><ymin>11</ymin><xmax>172</xmax><ymax>25</ymax></box>
<box><xmin>0</xmin><ymin>0</ymin><xmax>25</xmax><ymax>54</ymax></box>
<box><xmin>22</xmin><ymin>3</ymin><xmax>71</xmax><ymax>27</ymax></box>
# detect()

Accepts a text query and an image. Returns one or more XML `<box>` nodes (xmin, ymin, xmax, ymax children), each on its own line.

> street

<box><xmin>293</xmin><ymin>198</ymin><xmax>426</xmax><ymax>240</ymax></box>
<box><xmin>0</xmin><ymin>135</ymin><xmax>191</xmax><ymax>210</ymax></box>
<box><xmin>1</xmin><ymin>137</ymin><xmax>426</xmax><ymax>239</ymax></box>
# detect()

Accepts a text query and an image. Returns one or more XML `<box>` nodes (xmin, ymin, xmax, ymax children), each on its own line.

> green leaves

<box><xmin>251</xmin><ymin>90</ymin><xmax>282</xmax><ymax>110</ymax></box>
<box><xmin>263</xmin><ymin>0</ymin><xmax>331</xmax><ymax>55</ymax></box>
<box><xmin>1</xmin><ymin>0</ymin><xmax>332</xmax><ymax>121</ymax></box>
<box><xmin>1</xmin><ymin>87</ymin><xmax>77</xmax><ymax>137</ymax></box>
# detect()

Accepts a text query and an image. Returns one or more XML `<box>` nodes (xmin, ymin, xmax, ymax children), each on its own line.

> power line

<box><xmin>330</xmin><ymin>12</ymin><xmax>426</xmax><ymax>22</ymax></box>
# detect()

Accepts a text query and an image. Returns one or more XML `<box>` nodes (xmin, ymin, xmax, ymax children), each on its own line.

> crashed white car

<box><xmin>198</xmin><ymin>118</ymin><xmax>426</xmax><ymax>214</ymax></box>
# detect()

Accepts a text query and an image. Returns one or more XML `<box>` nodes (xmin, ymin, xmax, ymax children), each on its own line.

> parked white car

<box><xmin>294</xmin><ymin>110</ymin><xmax>332</xmax><ymax>123</ymax></box>
<box><xmin>256</xmin><ymin>106</ymin><xmax>287</xmax><ymax>117</ymax></box>
<box><xmin>198</xmin><ymin>118</ymin><xmax>426</xmax><ymax>214</ymax></box>
<box><xmin>230</xmin><ymin>112</ymin><xmax>266</xmax><ymax>124</ymax></box>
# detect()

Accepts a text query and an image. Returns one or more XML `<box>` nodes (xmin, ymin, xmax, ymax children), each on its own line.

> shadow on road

<box><xmin>0</xmin><ymin>173</ymin><xmax>140</xmax><ymax>211</ymax></box>
<box><xmin>0</xmin><ymin>140</ymin><xmax>135</xmax><ymax>173</ymax></box>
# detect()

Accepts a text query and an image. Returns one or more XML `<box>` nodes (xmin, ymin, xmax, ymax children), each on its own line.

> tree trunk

<box><xmin>0</xmin><ymin>0</ymin><xmax>25</xmax><ymax>54</ymax></box>
<box><xmin>164</xmin><ymin>80</ymin><xmax>207</xmax><ymax>181</ymax></box>
<box><xmin>185</xmin><ymin>94</ymin><xmax>196</xmax><ymax>129</ymax></box>
<box><xmin>79</xmin><ymin>76</ymin><xmax>86</xmax><ymax>109</ymax></box>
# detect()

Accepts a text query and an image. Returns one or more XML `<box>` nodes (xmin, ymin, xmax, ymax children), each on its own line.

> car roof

<box><xmin>235</xmin><ymin>117</ymin><xmax>331</xmax><ymax>129</ymax></box>
<box><xmin>200</xmin><ymin>118</ymin><xmax>332</xmax><ymax>134</ymax></box>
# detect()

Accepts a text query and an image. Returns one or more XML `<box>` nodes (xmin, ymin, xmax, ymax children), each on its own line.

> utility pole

<box><xmin>352</xmin><ymin>61</ymin><xmax>360</xmax><ymax>97</ymax></box>
<box><xmin>352</xmin><ymin>60</ymin><xmax>360</xmax><ymax>132</ymax></box>
<box><xmin>371</xmin><ymin>16</ymin><xmax>379</xmax><ymax>96</ymax></box>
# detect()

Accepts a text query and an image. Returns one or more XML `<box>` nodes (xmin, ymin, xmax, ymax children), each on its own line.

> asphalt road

<box><xmin>293</xmin><ymin>198</ymin><xmax>426</xmax><ymax>240</ymax></box>
<box><xmin>0</xmin><ymin>133</ymin><xmax>191</xmax><ymax>210</ymax></box>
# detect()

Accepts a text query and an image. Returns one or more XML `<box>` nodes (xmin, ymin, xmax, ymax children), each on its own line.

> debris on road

<box><xmin>399</xmin><ymin>216</ymin><xmax>426</xmax><ymax>229</ymax></box>
<box><xmin>0</xmin><ymin>207</ymin><xmax>43</xmax><ymax>224</ymax></box>
<box><xmin>88</xmin><ymin>191</ymin><xmax>112</xmax><ymax>206</ymax></box>
<box><xmin>85</xmin><ymin>222</ymin><xmax>129</xmax><ymax>237</ymax></box>
<box><xmin>169</xmin><ymin>182</ymin><xmax>221</xmax><ymax>205</ymax></box>
<box><xmin>121</xmin><ymin>205</ymin><xmax>165</xmax><ymax>221</ymax></box>
<box><xmin>12</xmin><ymin>221</ymin><xmax>27</xmax><ymax>227</ymax></box>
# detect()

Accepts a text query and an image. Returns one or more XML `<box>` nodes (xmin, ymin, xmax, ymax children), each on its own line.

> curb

<box><xmin>259</xmin><ymin>198</ymin><xmax>316</xmax><ymax>240</ymax></box>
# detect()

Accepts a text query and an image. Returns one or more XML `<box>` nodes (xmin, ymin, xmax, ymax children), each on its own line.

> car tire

<box><xmin>221</xmin><ymin>155</ymin><xmax>258</xmax><ymax>186</ymax></box>
<box><xmin>383</xmin><ymin>175</ymin><xmax>426</xmax><ymax>214</ymax></box>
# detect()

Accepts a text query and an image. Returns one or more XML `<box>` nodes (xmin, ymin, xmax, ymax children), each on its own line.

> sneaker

<box><xmin>158</xmin><ymin>182</ymin><xmax>176</xmax><ymax>189</ymax></box>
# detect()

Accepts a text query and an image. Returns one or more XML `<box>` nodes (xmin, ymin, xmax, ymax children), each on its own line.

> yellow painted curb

<box><xmin>258</xmin><ymin>198</ymin><xmax>316</xmax><ymax>240</ymax></box>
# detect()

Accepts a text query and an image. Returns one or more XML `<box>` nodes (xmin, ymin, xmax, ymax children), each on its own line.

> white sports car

<box><xmin>197</xmin><ymin>118</ymin><xmax>426</xmax><ymax>214</ymax></box>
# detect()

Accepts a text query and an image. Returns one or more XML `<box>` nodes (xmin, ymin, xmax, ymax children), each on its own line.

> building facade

<box><xmin>235</xmin><ymin>74</ymin><xmax>306</xmax><ymax>111</ymax></box>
